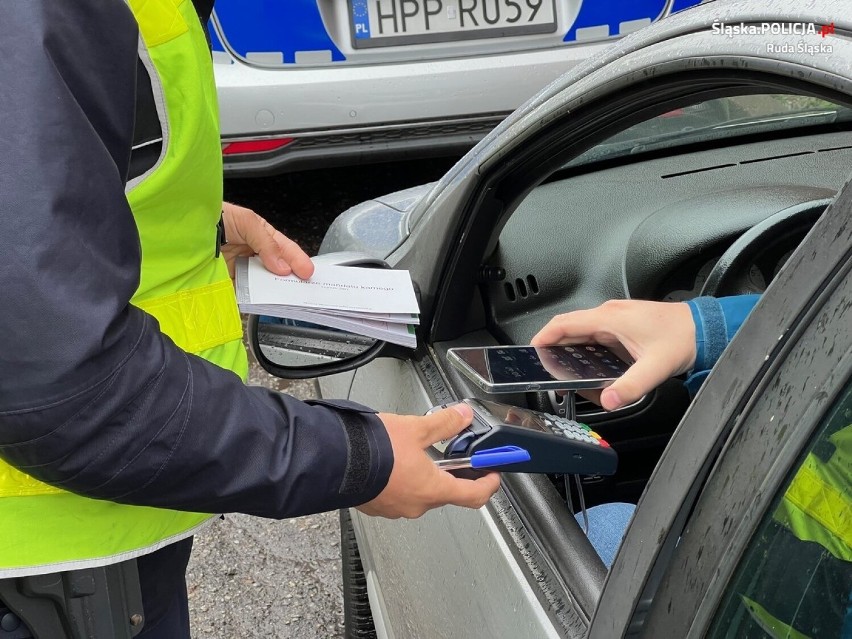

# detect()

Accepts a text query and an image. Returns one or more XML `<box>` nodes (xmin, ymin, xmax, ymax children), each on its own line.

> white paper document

<box><xmin>259</xmin><ymin>307</ymin><xmax>417</xmax><ymax>348</ymax></box>
<box><xmin>317</xmin><ymin>309</ymin><xmax>420</xmax><ymax>325</ymax></box>
<box><xmin>242</xmin><ymin>258</ymin><xmax>418</xmax><ymax>313</ymax></box>
<box><xmin>236</xmin><ymin>257</ymin><xmax>419</xmax><ymax>348</ymax></box>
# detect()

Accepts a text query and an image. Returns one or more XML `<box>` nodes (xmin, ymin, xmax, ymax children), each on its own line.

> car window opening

<box><xmin>470</xmin><ymin>88</ymin><xmax>852</xmax><ymax>577</ymax></box>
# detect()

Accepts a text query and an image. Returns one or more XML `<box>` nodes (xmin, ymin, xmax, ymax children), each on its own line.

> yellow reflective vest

<box><xmin>0</xmin><ymin>0</ymin><xmax>246</xmax><ymax>577</ymax></box>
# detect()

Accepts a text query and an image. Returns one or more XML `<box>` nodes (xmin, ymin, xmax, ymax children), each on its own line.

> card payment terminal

<box><xmin>433</xmin><ymin>398</ymin><xmax>617</xmax><ymax>475</ymax></box>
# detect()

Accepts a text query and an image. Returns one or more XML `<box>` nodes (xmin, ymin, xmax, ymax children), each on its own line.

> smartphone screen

<box><xmin>448</xmin><ymin>344</ymin><xmax>631</xmax><ymax>392</ymax></box>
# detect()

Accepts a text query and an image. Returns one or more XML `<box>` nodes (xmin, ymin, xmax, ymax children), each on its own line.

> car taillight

<box><xmin>222</xmin><ymin>138</ymin><xmax>294</xmax><ymax>155</ymax></box>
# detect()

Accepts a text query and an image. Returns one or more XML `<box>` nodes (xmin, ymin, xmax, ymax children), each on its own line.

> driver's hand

<box><xmin>531</xmin><ymin>300</ymin><xmax>696</xmax><ymax>411</ymax></box>
<box><xmin>358</xmin><ymin>404</ymin><xmax>501</xmax><ymax>519</ymax></box>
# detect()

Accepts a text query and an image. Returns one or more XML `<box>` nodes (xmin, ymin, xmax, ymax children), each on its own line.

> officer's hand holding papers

<box><xmin>236</xmin><ymin>256</ymin><xmax>419</xmax><ymax>347</ymax></box>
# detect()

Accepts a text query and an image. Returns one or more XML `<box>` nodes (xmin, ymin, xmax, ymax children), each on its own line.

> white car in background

<box><xmin>210</xmin><ymin>0</ymin><xmax>704</xmax><ymax>176</ymax></box>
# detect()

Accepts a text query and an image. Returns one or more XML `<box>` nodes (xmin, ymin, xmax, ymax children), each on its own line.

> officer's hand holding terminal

<box><xmin>531</xmin><ymin>300</ymin><xmax>696</xmax><ymax>411</ymax></box>
<box><xmin>358</xmin><ymin>404</ymin><xmax>501</xmax><ymax>519</ymax></box>
<box><xmin>221</xmin><ymin>201</ymin><xmax>315</xmax><ymax>280</ymax></box>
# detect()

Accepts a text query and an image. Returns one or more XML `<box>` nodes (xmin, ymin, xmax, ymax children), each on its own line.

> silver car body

<box><xmin>312</xmin><ymin>1</ymin><xmax>852</xmax><ymax>636</ymax></box>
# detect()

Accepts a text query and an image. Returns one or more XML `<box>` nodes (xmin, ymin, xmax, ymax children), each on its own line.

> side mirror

<box><xmin>248</xmin><ymin>252</ymin><xmax>394</xmax><ymax>379</ymax></box>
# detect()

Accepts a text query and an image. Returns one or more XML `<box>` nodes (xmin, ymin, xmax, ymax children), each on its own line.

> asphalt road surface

<box><xmin>186</xmin><ymin>158</ymin><xmax>455</xmax><ymax>638</ymax></box>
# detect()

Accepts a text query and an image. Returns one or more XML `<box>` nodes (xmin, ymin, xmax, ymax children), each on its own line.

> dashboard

<box><xmin>480</xmin><ymin>130</ymin><xmax>852</xmax><ymax>345</ymax></box>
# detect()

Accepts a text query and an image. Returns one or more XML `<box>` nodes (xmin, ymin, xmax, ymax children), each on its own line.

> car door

<box><xmin>589</xmin><ymin>166</ymin><xmax>852</xmax><ymax>638</ymax></box>
<box><xmin>333</xmin><ymin>3</ymin><xmax>852</xmax><ymax>638</ymax></box>
<box><xmin>590</xmin><ymin>178</ymin><xmax>852</xmax><ymax>637</ymax></box>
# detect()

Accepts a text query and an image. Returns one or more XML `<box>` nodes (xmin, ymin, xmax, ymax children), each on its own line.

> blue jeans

<box><xmin>575</xmin><ymin>503</ymin><xmax>635</xmax><ymax>568</ymax></box>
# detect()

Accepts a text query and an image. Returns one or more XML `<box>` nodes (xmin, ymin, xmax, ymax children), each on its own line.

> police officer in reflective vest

<box><xmin>0</xmin><ymin>2</ymin><xmax>499</xmax><ymax>636</ymax></box>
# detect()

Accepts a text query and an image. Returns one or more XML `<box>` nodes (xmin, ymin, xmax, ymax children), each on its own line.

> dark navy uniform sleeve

<box><xmin>0</xmin><ymin>1</ymin><xmax>393</xmax><ymax>519</ymax></box>
<box><xmin>683</xmin><ymin>295</ymin><xmax>761</xmax><ymax>396</ymax></box>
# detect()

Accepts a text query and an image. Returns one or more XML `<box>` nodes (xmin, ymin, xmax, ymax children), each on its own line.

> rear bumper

<box><xmin>221</xmin><ymin>115</ymin><xmax>503</xmax><ymax>176</ymax></box>
<box><xmin>216</xmin><ymin>43</ymin><xmax>610</xmax><ymax>175</ymax></box>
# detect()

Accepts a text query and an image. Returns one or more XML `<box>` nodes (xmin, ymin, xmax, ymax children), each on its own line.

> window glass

<box><xmin>707</xmin><ymin>383</ymin><xmax>852</xmax><ymax>638</ymax></box>
<box><xmin>568</xmin><ymin>94</ymin><xmax>852</xmax><ymax>168</ymax></box>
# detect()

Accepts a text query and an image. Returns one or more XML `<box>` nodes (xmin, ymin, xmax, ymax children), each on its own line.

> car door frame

<box><xmin>344</xmin><ymin>86</ymin><xmax>851</xmax><ymax>639</ymax></box>
<box><xmin>416</xmin><ymin>41</ymin><xmax>852</xmax><ymax>639</ymax></box>
<box><xmin>589</xmin><ymin>173</ymin><xmax>852</xmax><ymax>637</ymax></box>
<box><xmin>335</xmin><ymin>4</ymin><xmax>852</xmax><ymax>638</ymax></box>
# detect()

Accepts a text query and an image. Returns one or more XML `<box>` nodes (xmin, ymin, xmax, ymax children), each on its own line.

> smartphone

<box><xmin>447</xmin><ymin>344</ymin><xmax>631</xmax><ymax>394</ymax></box>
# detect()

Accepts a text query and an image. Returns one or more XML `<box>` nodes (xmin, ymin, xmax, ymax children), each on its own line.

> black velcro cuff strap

<box><xmin>338</xmin><ymin>411</ymin><xmax>378</xmax><ymax>495</ymax></box>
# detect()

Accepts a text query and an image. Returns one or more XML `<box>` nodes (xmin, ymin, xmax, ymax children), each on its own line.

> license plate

<box><xmin>349</xmin><ymin>0</ymin><xmax>557</xmax><ymax>48</ymax></box>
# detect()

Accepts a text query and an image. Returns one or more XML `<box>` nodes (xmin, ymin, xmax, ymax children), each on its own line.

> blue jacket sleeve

<box><xmin>683</xmin><ymin>295</ymin><xmax>761</xmax><ymax>396</ymax></box>
<box><xmin>0</xmin><ymin>1</ymin><xmax>392</xmax><ymax>519</ymax></box>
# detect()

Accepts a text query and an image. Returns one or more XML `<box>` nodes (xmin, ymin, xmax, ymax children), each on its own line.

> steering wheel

<box><xmin>699</xmin><ymin>199</ymin><xmax>832</xmax><ymax>297</ymax></box>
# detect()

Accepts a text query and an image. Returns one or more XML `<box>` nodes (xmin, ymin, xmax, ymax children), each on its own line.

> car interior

<box><xmin>426</xmin><ymin>80</ymin><xmax>852</xmax><ymax>576</ymax></box>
